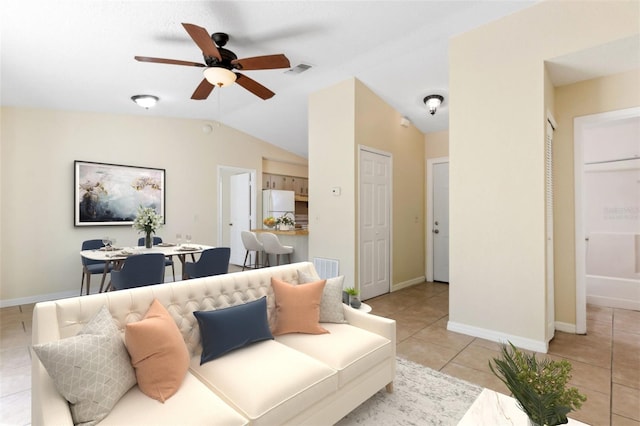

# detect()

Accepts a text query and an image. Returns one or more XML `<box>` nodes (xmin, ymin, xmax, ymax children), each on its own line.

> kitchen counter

<box><xmin>252</xmin><ymin>228</ymin><xmax>309</xmax><ymax>236</ymax></box>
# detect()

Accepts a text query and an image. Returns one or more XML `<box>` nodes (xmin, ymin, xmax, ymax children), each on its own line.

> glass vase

<box><xmin>145</xmin><ymin>232</ymin><xmax>153</xmax><ymax>248</ymax></box>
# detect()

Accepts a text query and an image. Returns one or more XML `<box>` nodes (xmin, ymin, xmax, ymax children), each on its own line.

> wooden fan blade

<box><xmin>135</xmin><ymin>56</ymin><xmax>206</xmax><ymax>67</ymax></box>
<box><xmin>235</xmin><ymin>73</ymin><xmax>275</xmax><ymax>100</ymax></box>
<box><xmin>182</xmin><ymin>23</ymin><xmax>221</xmax><ymax>61</ymax></box>
<box><xmin>191</xmin><ymin>78</ymin><xmax>215</xmax><ymax>100</ymax></box>
<box><xmin>231</xmin><ymin>54</ymin><xmax>291</xmax><ymax>70</ymax></box>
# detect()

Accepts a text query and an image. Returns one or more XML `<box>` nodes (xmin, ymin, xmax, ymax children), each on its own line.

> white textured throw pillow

<box><xmin>32</xmin><ymin>305</ymin><xmax>136</xmax><ymax>426</ymax></box>
<box><xmin>298</xmin><ymin>270</ymin><xmax>347</xmax><ymax>323</ymax></box>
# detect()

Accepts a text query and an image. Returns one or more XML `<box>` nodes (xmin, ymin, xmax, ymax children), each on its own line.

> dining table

<box><xmin>80</xmin><ymin>243</ymin><xmax>214</xmax><ymax>291</ymax></box>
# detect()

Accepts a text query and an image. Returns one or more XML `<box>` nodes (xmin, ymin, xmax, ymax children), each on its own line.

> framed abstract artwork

<box><xmin>74</xmin><ymin>161</ymin><xmax>165</xmax><ymax>226</ymax></box>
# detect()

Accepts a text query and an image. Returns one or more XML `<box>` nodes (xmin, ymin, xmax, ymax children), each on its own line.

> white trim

<box><xmin>555</xmin><ymin>321</ymin><xmax>577</xmax><ymax>334</ymax></box>
<box><xmin>1</xmin><ymin>290</ymin><xmax>92</xmax><ymax>308</ymax></box>
<box><xmin>587</xmin><ymin>294</ymin><xmax>640</xmax><ymax>311</ymax></box>
<box><xmin>573</xmin><ymin>106</ymin><xmax>640</xmax><ymax>335</ymax></box>
<box><xmin>425</xmin><ymin>156</ymin><xmax>449</xmax><ymax>282</ymax></box>
<box><xmin>392</xmin><ymin>276</ymin><xmax>427</xmax><ymax>292</ymax></box>
<box><xmin>447</xmin><ymin>321</ymin><xmax>549</xmax><ymax>353</ymax></box>
<box><xmin>357</xmin><ymin>145</ymin><xmax>393</xmax><ymax>298</ymax></box>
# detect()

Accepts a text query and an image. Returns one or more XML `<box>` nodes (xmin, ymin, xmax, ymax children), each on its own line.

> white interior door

<box><xmin>229</xmin><ymin>173</ymin><xmax>251</xmax><ymax>265</ymax></box>
<box><xmin>433</xmin><ymin>162</ymin><xmax>450</xmax><ymax>282</ymax></box>
<box><xmin>359</xmin><ymin>148</ymin><xmax>391</xmax><ymax>300</ymax></box>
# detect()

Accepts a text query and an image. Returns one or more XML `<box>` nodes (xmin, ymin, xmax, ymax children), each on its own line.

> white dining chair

<box><xmin>261</xmin><ymin>232</ymin><xmax>294</xmax><ymax>266</ymax></box>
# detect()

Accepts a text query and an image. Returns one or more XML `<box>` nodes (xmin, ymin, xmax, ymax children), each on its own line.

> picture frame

<box><xmin>74</xmin><ymin>160</ymin><xmax>165</xmax><ymax>226</ymax></box>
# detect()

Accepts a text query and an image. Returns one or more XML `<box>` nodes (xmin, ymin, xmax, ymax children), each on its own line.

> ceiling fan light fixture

<box><xmin>423</xmin><ymin>94</ymin><xmax>444</xmax><ymax>116</ymax></box>
<box><xmin>131</xmin><ymin>94</ymin><xmax>159</xmax><ymax>109</ymax></box>
<box><xmin>204</xmin><ymin>67</ymin><xmax>237</xmax><ymax>87</ymax></box>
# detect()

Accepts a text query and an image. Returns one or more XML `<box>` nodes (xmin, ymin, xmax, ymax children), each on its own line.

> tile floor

<box><xmin>1</xmin><ymin>280</ymin><xmax>638</xmax><ymax>425</ymax></box>
<box><xmin>366</xmin><ymin>281</ymin><xmax>640</xmax><ymax>426</ymax></box>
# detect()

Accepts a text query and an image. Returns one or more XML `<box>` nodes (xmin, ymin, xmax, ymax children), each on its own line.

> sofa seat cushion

<box><xmin>275</xmin><ymin>323</ymin><xmax>392</xmax><ymax>387</ymax></box>
<box><xmin>189</xmin><ymin>339</ymin><xmax>338</xmax><ymax>426</ymax></box>
<box><xmin>100</xmin><ymin>373</ymin><xmax>248</xmax><ymax>426</ymax></box>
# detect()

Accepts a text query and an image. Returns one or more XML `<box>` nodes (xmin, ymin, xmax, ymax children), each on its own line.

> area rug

<box><xmin>336</xmin><ymin>357</ymin><xmax>483</xmax><ymax>426</ymax></box>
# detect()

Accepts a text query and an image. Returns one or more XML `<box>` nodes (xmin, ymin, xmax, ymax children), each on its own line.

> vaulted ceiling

<box><xmin>2</xmin><ymin>1</ymin><xmax>549</xmax><ymax>157</ymax></box>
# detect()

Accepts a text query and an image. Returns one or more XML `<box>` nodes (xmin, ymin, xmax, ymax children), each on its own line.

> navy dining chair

<box><xmin>110</xmin><ymin>253</ymin><xmax>166</xmax><ymax>290</ymax></box>
<box><xmin>137</xmin><ymin>236</ymin><xmax>175</xmax><ymax>281</ymax></box>
<box><xmin>184</xmin><ymin>247</ymin><xmax>230</xmax><ymax>279</ymax></box>
<box><xmin>80</xmin><ymin>239</ymin><xmax>113</xmax><ymax>295</ymax></box>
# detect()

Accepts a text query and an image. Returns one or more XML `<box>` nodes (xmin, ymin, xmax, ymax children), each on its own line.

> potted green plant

<box><xmin>489</xmin><ymin>342</ymin><xmax>586</xmax><ymax>426</ymax></box>
<box><xmin>345</xmin><ymin>287</ymin><xmax>361</xmax><ymax>309</ymax></box>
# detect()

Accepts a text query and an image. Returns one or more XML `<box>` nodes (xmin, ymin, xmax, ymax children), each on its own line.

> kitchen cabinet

<box><xmin>293</xmin><ymin>177</ymin><xmax>308</xmax><ymax>196</ymax></box>
<box><xmin>262</xmin><ymin>173</ymin><xmax>274</xmax><ymax>190</ymax></box>
<box><xmin>263</xmin><ymin>173</ymin><xmax>305</xmax><ymax>193</ymax></box>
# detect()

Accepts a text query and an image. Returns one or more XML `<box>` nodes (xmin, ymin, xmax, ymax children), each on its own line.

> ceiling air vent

<box><xmin>285</xmin><ymin>64</ymin><xmax>312</xmax><ymax>75</ymax></box>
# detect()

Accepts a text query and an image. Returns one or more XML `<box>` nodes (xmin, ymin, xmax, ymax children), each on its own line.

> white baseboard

<box><xmin>0</xmin><ymin>290</ymin><xmax>81</xmax><ymax>308</ymax></box>
<box><xmin>0</xmin><ymin>277</ymin><xmax>176</xmax><ymax>308</ymax></box>
<box><xmin>447</xmin><ymin>320</ymin><xmax>549</xmax><ymax>353</ymax></box>
<box><xmin>392</xmin><ymin>276</ymin><xmax>427</xmax><ymax>292</ymax></box>
<box><xmin>587</xmin><ymin>295</ymin><xmax>640</xmax><ymax>311</ymax></box>
<box><xmin>554</xmin><ymin>321</ymin><xmax>577</xmax><ymax>334</ymax></box>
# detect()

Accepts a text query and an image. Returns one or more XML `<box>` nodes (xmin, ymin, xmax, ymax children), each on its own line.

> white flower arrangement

<box><xmin>132</xmin><ymin>206</ymin><xmax>163</xmax><ymax>235</ymax></box>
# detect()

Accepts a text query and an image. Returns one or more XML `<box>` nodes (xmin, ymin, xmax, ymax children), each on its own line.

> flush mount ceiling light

<box><xmin>131</xmin><ymin>95</ymin><xmax>159</xmax><ymax>109</ymax></box>
<box><xmin>423</xmin><ymin>94</ymin><xmax>444</xmax><ymax>116</ymax></box>
<box><xmin>203</xmin><ymin>67</ymin><xmax>237</xmax><ymax>87</ymax></box>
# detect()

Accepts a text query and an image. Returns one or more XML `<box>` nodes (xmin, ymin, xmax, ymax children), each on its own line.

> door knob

<box><xmin>433</xmin><ymin>229</ymin><xmax>439</xmax><ymax>234</ymax></box>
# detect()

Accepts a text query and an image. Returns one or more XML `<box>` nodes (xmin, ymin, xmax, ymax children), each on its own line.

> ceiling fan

<box><xmin>135</xmin><ymin>23</ymin><xmax>291</xmax><ymax>100</ymax></box>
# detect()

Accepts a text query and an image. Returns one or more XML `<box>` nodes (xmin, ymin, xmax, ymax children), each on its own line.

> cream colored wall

<box><xmin>553</xmin><ymin>69</ymin><xmax>640</xmax><ymax>324</ymax></box>
<box><xmin>262</xmin><ymin>159</ymin><xmax>308</xmax><ymax>178</ymax></box>
<box><xmin>425</xmin><ymin>130</ymin><xmax>449</xmax><ymax>159</ymax></box>
<box><xmin>449</xmin><ymin>0</ymin><xmax>639</xmax><ymax>349</ymax></box>
<box><xmin>308</xmin><ymin>78</ymin><xmax>425</xmax><ymax>292</ymax></box>
<box><xmin>308</xmin><ymin>79</ymin><xmax>357</xmax><ymax>287</ymax></box>
<box><xmin>0</xmin><ymin>107</ymin><xmax>305</xmax><ymax>304</ymax></box>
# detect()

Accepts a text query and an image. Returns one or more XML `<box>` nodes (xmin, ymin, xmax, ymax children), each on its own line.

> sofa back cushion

<box><xmin>41</xmin><ymin>262</ymin><xmax>317</xmax><ymax>357</ymax></box>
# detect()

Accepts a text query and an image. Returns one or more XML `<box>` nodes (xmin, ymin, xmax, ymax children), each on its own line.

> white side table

<box><xmin>458</xmin><ymin>388</ymin><xmax>589</xmax><ymax>425</ymax></box>
<box><xmin>357</xmin><ymin>302</ymin><xmax>372</xmax><ymax>313</ymax></box>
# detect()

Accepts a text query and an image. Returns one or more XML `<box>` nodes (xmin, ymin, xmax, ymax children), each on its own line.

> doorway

<box><xmin>359</xmin><ymin>147</ymin><xmax>392</xmax><ymax>300</ymax></box>
<box><xmin>574</xmin><ymin>107</ymin><xmax>640</xmax><ymax>332</ymax></box>
<box><xmin>426</xmin><ymin>157</ymin><xmax>449</xmax><ymax>283</ymax></box>
<box><xmin>217</xmin><ymin>167</ymin><xmax>256</xmax><ymax>266</ymax></box>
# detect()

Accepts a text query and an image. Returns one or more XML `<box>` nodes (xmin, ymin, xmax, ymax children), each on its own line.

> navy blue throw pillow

<box><xmin>193</xmin><ymin>297</ymin><xmax>274</xmax><ymax>364</ymax></box>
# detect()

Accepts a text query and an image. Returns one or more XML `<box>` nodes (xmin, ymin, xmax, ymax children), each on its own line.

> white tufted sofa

<box><xmin>32</xmin><ymin>262</ymin><xmax>396</xmax><ymax>425</ymax></box>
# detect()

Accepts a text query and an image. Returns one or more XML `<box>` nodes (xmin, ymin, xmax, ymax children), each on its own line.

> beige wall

<box><xmin>425</xmin><ymin>130</ymin><xmax>449</xmax><ymax>159</ymax></box>
<box><xmin>262</xmin><ymin>159</ymin><xmax>308</xmax><ymax>178</ymax></box>
<box><xmin>354</xmin><ymin>79</ymin><xmax>426</xmax><ymax>287</ymax></box>
<box><xmin>553</xmin><ymin>69</ymin><xmax>640</xmax><ymax>324</ymax></box>
<box><xmin>0</xmin><ymin>107</ymin><xmax>305</xmax><ymax>304</ymax></box>
<box><xmin>308</xmin><ymin>78</ymin><xmax>425</xmax><ymax>291</ymax></box>
<box><xmin>449</xmin><ymin>0</ymin><xmax>639</xmax><ymax>350</ymax></box>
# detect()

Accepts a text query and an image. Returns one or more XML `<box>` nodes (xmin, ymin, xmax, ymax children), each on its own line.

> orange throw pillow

<box><xmin>125</xmin><ymin>299</ymin><xmax>190</xmax><ymax>402</ymax></box>
<box><xmin>271</xmin><ymin>277</ymin><xmax>329</xmax><ymax>336</ymax></box>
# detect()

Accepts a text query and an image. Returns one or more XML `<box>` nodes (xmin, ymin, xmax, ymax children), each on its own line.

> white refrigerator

<box><xmin>263</xmin><ymin>190</ymin><xmax>295</xmax><ymax>224</ymax></box>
